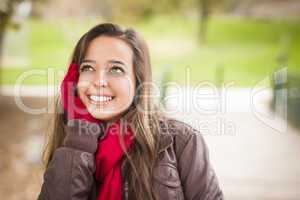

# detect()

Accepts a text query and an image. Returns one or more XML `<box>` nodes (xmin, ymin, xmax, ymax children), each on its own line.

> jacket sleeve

<box><xmin>177</xmin><ymin>129</ymin><xmax>224</xmax><ymax>200</ymax></box>
<box><xmin>37</xmin><ymin>120</ymin><xmax>103</xmax><ymax>200</ymax></box>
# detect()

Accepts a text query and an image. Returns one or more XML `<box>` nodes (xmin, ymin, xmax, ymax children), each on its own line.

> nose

<box><xmin>93</xmin><ymin>69</ymin><xmax>108</xmax><ymax>87</ymax></box>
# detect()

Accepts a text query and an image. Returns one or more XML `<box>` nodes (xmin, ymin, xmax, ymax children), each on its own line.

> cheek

<box><xmin>114</xmin><ymin>77</ymin><xmax>135</xmax><ymax>97</ymax></box>
<box><xmin>78</xmin><ymin>74</ymin><xmax>92</xmax><ymax>87</ymax></box>
<box><xmin>77</xmin><ymin>76</ymin><xmax>91</xmax><ymax>98</ymax></box>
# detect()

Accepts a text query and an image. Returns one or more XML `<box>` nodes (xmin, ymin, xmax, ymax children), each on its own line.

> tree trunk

<box><xmin>0</xmin><ymin>13</ymin><xmax>9</xmax><ymax>87</ymax></box>
<box><xmin>0</xmin><ymin>14</ymin><xmax>10</xmax><ymax>65</ymax></box>
<box><xmin>0</xmin><ymin>0</ymin><xmax>14</xmax><ymax>86</ymax></box>
<box><xmin>198</xmin><ymin>0</ymin><xmax>210</xmax><ymax>44</ymax></box>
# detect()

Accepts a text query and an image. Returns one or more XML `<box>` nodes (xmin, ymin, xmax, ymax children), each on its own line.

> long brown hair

<box><xmin>43</xmin><ymin>23</ymin><xmax>169</xmax><ymax>200</ymax></box>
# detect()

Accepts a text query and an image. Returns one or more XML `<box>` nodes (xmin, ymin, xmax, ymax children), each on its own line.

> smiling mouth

<box><xmin>88</xmin><ymin>95</ymin><xmax>115</xmax><ymax>104</ymax></box>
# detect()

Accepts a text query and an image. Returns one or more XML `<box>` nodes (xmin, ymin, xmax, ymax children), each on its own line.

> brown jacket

<box><xmin>38</xmin><ymin>118</ymin><xmax>224</xmax><ymax>200</ymax></box>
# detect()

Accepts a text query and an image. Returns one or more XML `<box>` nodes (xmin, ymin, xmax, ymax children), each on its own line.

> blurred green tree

<box><xmin>198</xmin><ymin>0</ymin><xmax>210</xmax><ymax>43</ymax></box>
<box><xmin>197</xmin><ymin>0</ymin><xmax>230</xmax><ymax>43</ymax></box>
<box><xmin>0</xmin><ymin>0</ymin><xmax>17</xmax><ymax>65</ymax></box>
<box><xmin>0</xmin><ymin>0</ymin><xmax>46</xmax><ymax>65</ymax></box>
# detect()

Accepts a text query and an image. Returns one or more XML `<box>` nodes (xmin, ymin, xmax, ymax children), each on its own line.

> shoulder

<box><xmin>160</xmin><ymin>117</ymin><xmax>201</xmax><ymax>140</ymax></box>
<box><xmin>158</xmin><ymin>117</ymin><xmax>206</xmax><ymax>157</ymax></box>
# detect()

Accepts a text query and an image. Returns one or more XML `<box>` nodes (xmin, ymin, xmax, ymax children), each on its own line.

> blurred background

<box><xmin>0</xmin><ymin>0</ymin><xmax>300</xmax><ymax>199</ymax></box>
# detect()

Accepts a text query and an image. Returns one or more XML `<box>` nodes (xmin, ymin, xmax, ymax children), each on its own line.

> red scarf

<box><xmin>61</xmin><ymin>63</ymin><xmax>134</xmax><ymax>200</ymax></box>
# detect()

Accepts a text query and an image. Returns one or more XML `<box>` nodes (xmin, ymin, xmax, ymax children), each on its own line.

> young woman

<box><xmin>38</xmin><ymin>23</ymin><xmax>224</xmax><ymax>200</ymax></box>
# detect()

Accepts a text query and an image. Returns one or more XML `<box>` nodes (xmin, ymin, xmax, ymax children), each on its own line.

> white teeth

<box><xmin>89</xmin><ymin>95</ymin><xmax>113</xmax><ymax>102</ymax></box>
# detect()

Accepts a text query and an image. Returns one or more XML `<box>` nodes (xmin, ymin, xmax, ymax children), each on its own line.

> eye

<box><xmin>79</xmin><ymin>64</ymin><xmax>94</xmax><ymax>72</ymax></box>
<box><xmin>110</xmin><ymin>66</ymin><xmax>125</xmax><ymax>75</ymax></box>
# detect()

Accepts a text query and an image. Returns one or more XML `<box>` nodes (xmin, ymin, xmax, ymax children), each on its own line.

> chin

<box><xmin>90</xmin><ymin>112</ymin><xmax>115</xmax><ymax>121</ymax></box>
<box><xmin>86</xmin><ymin>103</ymin><xmax>131</xmax><ymax>122</ymax></box>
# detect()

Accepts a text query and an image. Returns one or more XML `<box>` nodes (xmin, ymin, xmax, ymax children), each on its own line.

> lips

<box><xmin>88</xmin><ymin>95</ymin><xmax>115</xmax><ymax>104</ymax></box>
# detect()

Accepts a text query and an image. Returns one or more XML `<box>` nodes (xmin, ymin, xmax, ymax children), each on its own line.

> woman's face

<box><xmin>77</xmin><ymin>36</ymin><xmax>136</xmax><ymax>122</ymax></box>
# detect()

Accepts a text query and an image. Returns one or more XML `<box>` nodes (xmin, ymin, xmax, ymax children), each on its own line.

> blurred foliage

<box><xmin>0</xmin><ymin>0</ymin><xmax>47</xmax><ymax>62</ymax></box>
<box><xmin>1</xmin><ymin>14</ymin><xmax>300</xmax><ymax>87</ymax></box>
<box><xmin>112</xmin><ymin>0</ymin><xmax>228</xmax><ymax>21</ymax></box>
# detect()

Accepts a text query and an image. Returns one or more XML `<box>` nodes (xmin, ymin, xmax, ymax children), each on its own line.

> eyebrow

<box><xmin>81</xmin><ymin>59</ymin><xmax>96</xmax><ymax>64</ymax></box>
<box><xmin>81</xmin><ymin>59</ymin><xmax>126</xmax><ymax>67</ymax></box>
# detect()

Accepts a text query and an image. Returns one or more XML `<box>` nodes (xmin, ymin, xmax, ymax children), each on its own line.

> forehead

<box><xmin>84</xmin><ymin>36</ymin><xmax>133</xmax><ymax>66</ymax></box>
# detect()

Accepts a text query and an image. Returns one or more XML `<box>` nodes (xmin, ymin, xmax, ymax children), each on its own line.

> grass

<box><xmin>1</xmin><ymin>14</ymin><xmax>300</xmax><ymax>87</ymax></box>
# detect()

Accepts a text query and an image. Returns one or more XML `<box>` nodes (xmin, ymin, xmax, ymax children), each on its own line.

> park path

<box><xmin>167</xmin><ymin>86</ymin><xmax>300</xmax><ymax>200</ymax></box>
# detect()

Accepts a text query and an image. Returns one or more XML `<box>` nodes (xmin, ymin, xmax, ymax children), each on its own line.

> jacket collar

<box><xmin>64</xmin><ymin>119</ymin><xmax>174</xmax><ymax>154</ymax></box>
<box><xmin>97</xmin><ymin>118</ymin><xmax>174</xmax><ymax>154</ymax></box>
